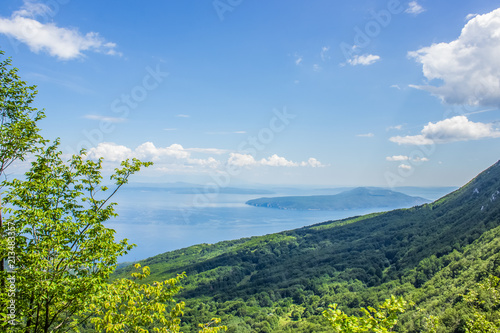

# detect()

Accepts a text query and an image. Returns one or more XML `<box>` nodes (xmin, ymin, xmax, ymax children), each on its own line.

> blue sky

<box><xmin>1</xmin><ymin>0</ymin><xmax>500</xmax><ymax>187</ymax></box>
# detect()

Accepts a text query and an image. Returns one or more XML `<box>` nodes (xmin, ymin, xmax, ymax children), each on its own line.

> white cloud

<box><xmin>295</xmin><ymin>56</ymin><xmax>303</xmax><ymax>65</ymax></box>
<box><xmin>390</xmin><ymin>134</ymin><xmax>433</xmax><ymax>145</ymax></box>
<box><xmin>300</xmin><ymin>157</ymin><xmax>325</xmax><ymax>168</ymax></box>
<box><xmin>227</xmin><ymin>153</ymin><xmax>257</xmax><ymax>167</ymax></box>
<box><xmin>87</xmin><ymin>142</ymin><xmax>223</xmax><ymax>173</ymax></box>
<box><xmin>88</xmin><ymin>142</ymin><xmax>191</xmax><ymax>161</ymax></box>
<box><xmin>413</xmin><ymin>157</ymin><xmax>429</xmax><ymax>162</ymax></box>
<box><xmin>405</xmin><ymin>1</ymin><xmax>425</xmax><ymax>15</ymax></box>
<box><xmin>347</xmin><ymin>54</ymin><xmax>380</xmax><ymax>66</ymax></box>
<box><xmin>176</xmin><ymin>114</ymin><xmax>190</xmax><ymax>118</ymax></box>
<box><xmin>0</xmin><ymin>1</ymin><xmax>119</xmax><ymax>60</ymax></box>
<box><xmin>87</xmin><ymin>142</ymin><xmax>132</xmax><ymax>162</ymax></box>
<box><xmin>15</xmin><ymin>1</ymin><xmax>52</xmax><ymax>18</ymax></box>
<box><xmin>313</xmin><ymin>64</ymin><xmax>322</xmax><ymax>72</ymax></box>
<box><xmin>399</xmin><ymin>164</ymin><xmax>412</xmax><ymax>170</ymax></box>
<box><xmin>390</xmin><ymin>85</ymin><xmax>401</xmax><ymax>90</ymax></box>
<box><xmin>87</xmin><ymin>142</ymin><xmax>324</xmax><ymax>173</ymax></box>
<box><xmin>320</xmin><ymin>46</ymin><xmax>330</xmax><ymax>61</ymax></box>
<box><xmin>134</xmin><ymin>142</ymin><xmax>190</xmax><ymax>160</ymax></box>
<box><xmin>227</xmin><ymin>154</ymin><xmax>298</xmax><ymax>168</ymax></box>
<box><xmin>409</xmin><ymin>8</ymin><xmax>500</xmax><ymax>107</ymax></box>
<box><xmin>227</xmin><ymin>153</ymin><xmax>324</xmax><ymax>168</ymax></box>
<box><xmin>84</xmin><ymin>114</ymin><xmax>126</xmax><ymax>123</ymax></box>
<box><xmin>386</xmin><ymin>155</ymin><xmax>409</xmax><ymax>161</ymax></box>
<box><xmin>386</xmin><ymin>155</ymin><xmax>429</xmax><ymax>163</ymax></box>
<box><xmin>466</xmin><ymin>13</ymin><xmax>479</xmax><ymax>21</ymax></box>
<box><xmin>387</xmin><ymin>124</ymin><xmax>404</xmax><ymax>131</ymax></box>
<box><xmin>357</xmin><ymin>133</ymin><xmax>375</xmax><ymax>137</ymax></box>
<box><xmin>260</xmin><ymin>154</ymin><xmax>298</xmax><ymax>167</ymax></box>
<box><xmin>390</xmin><ymin>116</ymin><xmax>500</xmax><ymax>145</ymax></box>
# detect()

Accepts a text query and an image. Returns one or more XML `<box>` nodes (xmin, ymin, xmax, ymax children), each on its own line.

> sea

<box><xmin>108</xmin><ymin>185</ymin><xmax>456</xmax><ymax>262</ymax></box>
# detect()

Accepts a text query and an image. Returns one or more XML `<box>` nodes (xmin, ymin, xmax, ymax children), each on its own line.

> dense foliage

<box><xmin>0</xmin><ymin>49</ymin><xmax>45</xmax><ymax>284</ymax></box>
<box><xmin>0</xmin><ymin>140</ymin><xmax>152</xmax><ymax>332</ymax></box>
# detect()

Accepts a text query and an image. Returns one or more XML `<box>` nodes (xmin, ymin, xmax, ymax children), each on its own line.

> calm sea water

<box><xmin>108</xmin><ymin>186</ymin><xmax>455</xmax><ymax>262</ymax></box>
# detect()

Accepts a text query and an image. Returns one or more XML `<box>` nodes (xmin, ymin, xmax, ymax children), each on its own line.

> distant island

<box><xmin>245</xmin><ymin>187</ymin><xmax>430</xmax><ymax>210</ymax></box>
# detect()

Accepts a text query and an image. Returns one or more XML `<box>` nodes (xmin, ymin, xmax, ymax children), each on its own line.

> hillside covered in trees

<box><xmin>115</xmin><ymin>160</ymin><xmax>500</xmax><ymax>332</ymax></box>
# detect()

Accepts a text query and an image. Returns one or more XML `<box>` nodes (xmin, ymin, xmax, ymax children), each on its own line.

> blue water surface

<box><xmin>108</xmin><ymin>186</ymin><xmax>454</xmax><ymax>262</ymax></box>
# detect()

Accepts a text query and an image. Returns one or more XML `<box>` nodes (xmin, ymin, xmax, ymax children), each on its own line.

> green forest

<box><xmin>1</xmin><ymin>50</ymin><xmax>500</xmax><ymax>332</ymax></box>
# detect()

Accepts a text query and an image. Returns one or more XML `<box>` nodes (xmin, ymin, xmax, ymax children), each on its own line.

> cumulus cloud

<box><xmin>390</xmin><ymin>116</ymin><xmax>500</xmax><ymax>145</ymax></box>
<box><xmin>300</xmin><ymin>157</ymin><xmax>325</xmax><ymax>168</ymax></box>
<box><xmin>386</xmin><ymin>155</ymin><xmax>409</xmax><ymax>161</ymax></box>
<box><xmin>88</xmin><ymin>142</ymin><xmax>209</xmax><ymax>163</ymax></box>
<box><xmin>87</xmin><ymin>142</ymin><xmax>325</xmax><ymax>173</ymax></box>
<box><xmin>227</xmin><ymin>153</ymin><xmax>257</xmax><ymax>167</ymax></box>
<box><xmin>227</xmin><ymin>153</ymin><xmax>324</xmax><ymax>168</ymax></box>
<box><xmin>399</xmin><ymin>164</ymin><xmax>412</xmax><ymax>170</ymax></box>
<box><xmin>405</xmin><ymin>1</ymin><xmax>425</xmax><ymax>15</ymax></box>
<box><xmin>133</xmin><ymin>142</ymin><xmax>190</xmax><ymax>160</ymax></box>
<box><xmin>87</xmin><ymin>142</ymin><xmax>132</xmax><ymax>162</ymax></box>
<box><xmin>260</xmin><ymin>154</ymin><xmax>298</xmax><ymax>167</ymax></box>
<box><xmin>227</xmin><ymin>153</ymin><xmax>298</xmax><ymax>167</ymax></box>
<box><xmin>0</xmin><ymin>1</ymin><xmax>119</xmax><ymax>59</ymax></box>
<box><xmin>413</xmin><ymin>157</ymin><xmax>429</xmax><ymax>162</ymax></box>
<box><xmin>409</xmin><ymin>8</ymin><xmax>500</xmax><ymax>107</ymax></box>
<box><xmin>348</xmin><ymin>54</ymin><xmax>380</xmax><ymax>66</ymax></box>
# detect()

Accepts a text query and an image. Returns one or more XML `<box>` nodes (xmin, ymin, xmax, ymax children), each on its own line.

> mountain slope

<box><xmin>117</xmin><ymin>161</ymin><xmax>500</xmax><ymax>301</ymax></box>
<box><xmin>245</xmin><ymin>187</ymin><xmax>430</xmax><ymax>210</ymax></box>
<box><xmin>397</xmin><ymin>221</ymin><xmax>500</xmax><ymax>332</ymax></box>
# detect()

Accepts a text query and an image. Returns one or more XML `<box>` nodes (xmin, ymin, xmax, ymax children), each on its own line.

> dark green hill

<box><xmin>396</xmin><ymin>220</ymin><xmax>500</xmax><ymax>331</ymax></box>
<box><xmin>245</xmin><ymin>187</ymin><xmax>430</xmax><ymax>210</ymax></box>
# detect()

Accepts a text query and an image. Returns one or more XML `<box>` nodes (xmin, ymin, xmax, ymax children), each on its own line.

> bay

<box><xmin>108</xmin><ymin>186</ymin><xmax>455</xmax><ymax>262</ymax></box>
